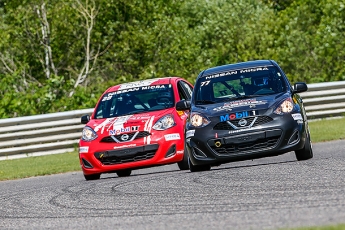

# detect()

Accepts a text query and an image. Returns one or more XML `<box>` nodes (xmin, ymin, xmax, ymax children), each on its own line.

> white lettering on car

<box><xmin>186</xmin><ymin>130</ymin><xmax>195</xmax><ymax>138</ymax></box>
<box><xmin>113</xmin><ymin>144</ymin><xmax>136</xmax><ymax>149</ymax></box>
<box><xmin>292</xmin><ymin>113</ymin><xmax>303</xmax><ymax>120</ymax></box>
<box><xmin>164</xmin><ymin>133</ymin><xmax>181</xmax><ymax>141</ymax></box>
<box><xmin>79</xmin><ymin>146</ymin><xmax>89</xmax><ymax>153</ymax></box>
<box><xmin>119</xmin><ymin>79</ymin><xmax>162</xmax><ymax>90</ymax></box>
<box><xmin>213</xmin><ymin>99</ymin><xmax>267</xmax><ymax>111</ymax></box>
<box><xmin>205</xmin><ymin>67</ymin><xmax>269</xmax><ymax>80</ymax></box>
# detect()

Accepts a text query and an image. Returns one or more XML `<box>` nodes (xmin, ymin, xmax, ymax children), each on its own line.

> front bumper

<box><xmin>186</xmin><ymin>114</ymin><xmax>307</xmax><ymax>166</ymax></box>
<box><xmin>79</xmin><ymin>131</ymin><xmax>184</xmax><ymax>175</ymax></box>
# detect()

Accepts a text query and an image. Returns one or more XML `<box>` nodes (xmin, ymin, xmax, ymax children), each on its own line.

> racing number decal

<box><xmin>200</xmin><ymin>80</ymin><xmax>210</xmax><ymax>87</ymax></box>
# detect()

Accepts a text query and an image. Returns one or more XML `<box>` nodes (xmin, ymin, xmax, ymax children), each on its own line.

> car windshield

<box><xmin>194</xmin><ymin>66</ymin><xmax>287</xmax><ymax>104</ymax></box>
<box><xmin>94</xmin><ymin>84</ymin><xmax>174</xmax><ymax>119</ymax></box>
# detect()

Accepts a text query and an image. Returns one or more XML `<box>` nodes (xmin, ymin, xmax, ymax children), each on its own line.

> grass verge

<box><xmin>0</xmin><ymin>117</ymin><xmax>344</xmax><ymax>181</ymax></box>
<box><xmin>285</xmin><ymin>224</ymin><xmax>345</xmax><ymax>230</ymax></box>
<box><xmin>0</xmin><ymin>151</ymin><xmax>81</xmax><ymax>181</ymax></box>
<box><xmin>308</xmin><ymin>117</ymin><xmax>345</xmax><ymax>143</ymax></box>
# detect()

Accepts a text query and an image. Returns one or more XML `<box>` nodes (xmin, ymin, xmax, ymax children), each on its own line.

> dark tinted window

<box><xmin>177</xmin><ymin>80</ymin><xmax>193</xmax><ymax>100</ymax></box>
<box><xmin>194</xmin><ymin>66</ymin><xmax>287</xmax><ymax>104</ymax></box>
<box><xmin>95</xmin><ymin>84</ymin><xmax>174</xmax><ymax>118</ymax></box>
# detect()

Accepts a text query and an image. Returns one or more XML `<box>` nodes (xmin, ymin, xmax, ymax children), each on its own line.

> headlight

<box><xmin>81</xmin><ymin>126</ymin><xmax>98</xmax><ymax>141</ymax></box>
<box><xmin>274</xmin><ymin>98</ymin><xmax>294</xmax><ymax>115</ymax></box>
<box><xmin>152</xmin><ymin>114</ymin><xmax>176</xmax><ymax>130</ymax></box>
<box><xmin>190</xmin><ymin>112</ymin><xmax>210</xmax><ymax>127</ymax></box>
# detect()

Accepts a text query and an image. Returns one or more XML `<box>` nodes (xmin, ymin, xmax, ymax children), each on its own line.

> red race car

<box><xmin>79</xmin><ymin>77</ymin><xmax>193</xmax><ymax>180</ymax></box>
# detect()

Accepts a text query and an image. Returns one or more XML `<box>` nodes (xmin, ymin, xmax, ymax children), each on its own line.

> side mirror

<box><xmin>81</xmin><ymin>115</ymin><xmax>90</xmax><ymax>124</ymax></box>
<box><xmin>175</xmin><ymin>100</ymin><xmax>191</xmax><ymax>111</ymax></box>
<box><xmin>293</xmin><ymin>82</ymin><xmax>308</xmax><ymax>94</ymax></box>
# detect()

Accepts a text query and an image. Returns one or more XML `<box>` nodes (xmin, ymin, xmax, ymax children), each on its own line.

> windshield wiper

<box><xmin>195</xmin><ymin>100</ymin><xmax>216</xmax><ymax>105</ymax></box>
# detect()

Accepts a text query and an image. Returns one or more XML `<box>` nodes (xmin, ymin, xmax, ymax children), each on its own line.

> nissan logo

<box><xmin>120</xmin><ymin>134</ymin><xmax>129</xmax><ymax>141</ymax></box>
<box><xmin>238</xmin><ymin>119</ymin><xmax>247</xmax><ymax>127</ymax></box>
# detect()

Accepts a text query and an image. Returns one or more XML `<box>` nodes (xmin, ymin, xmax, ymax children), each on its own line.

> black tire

<box><xmin>295</xmin><ymin>131</ymin><xmax>313</xmax><ymax>161</ymax></box>
<box><xmin>84</xmin><ymin>173</ymin><xmax>101</xmax><ymax>181</ymax></box>
<box><xmin>177</xmin><ymin>144</ymin><xmax>189</xmax><ymax>170</ymax></box>
<box><xmin>188</xmin><ymin>158</ymin><xmax>211</xmax><ymax>172</ymax></box>
<box><xmin>116</xmin><ymin>169</ymin><xmax>132</xmax><ymax>177</ymax></box>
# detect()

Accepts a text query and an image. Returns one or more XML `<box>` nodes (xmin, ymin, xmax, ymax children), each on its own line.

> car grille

<box><xmin>100</xmin><ymin>131</ymin><xmax>151</xmax><ymax>143</ymax></box>
<box><xmin>211</xmin><ymin>136</ymin><xmax>279</xmax><ymax>155</ymax></box>
<box><xmin>94</xmin><ymin>144</ymin><xmax>158</xmax><ymax>165</ymax></box>
<box><xmin>213</xmin><ymin>116</ymin><xmax>273</xmax><ymax>130</ymax></box>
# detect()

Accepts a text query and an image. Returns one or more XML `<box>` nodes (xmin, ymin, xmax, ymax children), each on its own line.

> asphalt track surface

<box><xmin>1</xmin><ymin>140</ymin><xmax>344</xmax><ymax>230</ymax></box>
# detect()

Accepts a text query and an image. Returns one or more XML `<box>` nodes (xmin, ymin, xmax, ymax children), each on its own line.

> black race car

<box><xmin>176</xmin><ymin>60</ymin><xmax>313</xmax><ymax>172</ymax></box>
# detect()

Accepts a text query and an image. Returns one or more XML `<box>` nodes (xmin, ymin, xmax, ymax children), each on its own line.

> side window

<box><xmin>178</xmin><ymin>81</ymin><xmax>193</xmax><ymax>100</ymax></box>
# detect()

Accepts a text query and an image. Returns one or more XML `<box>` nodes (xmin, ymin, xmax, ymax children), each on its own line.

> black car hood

<box><xmin>193</xmin><ymin>92</ymin><xmax>290</xmax><ymax>117</ymax></box>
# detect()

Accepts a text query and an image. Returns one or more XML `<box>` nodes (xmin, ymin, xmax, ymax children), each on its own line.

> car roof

<box><xmin>105</xmin><ymin>77</ymin><xmax>183</xmax><ymax>93</ymax></box>
<box><xmin>200</xmin><ymin>60</ymin><xmax>276</xmax><ymax>78</ymax></box>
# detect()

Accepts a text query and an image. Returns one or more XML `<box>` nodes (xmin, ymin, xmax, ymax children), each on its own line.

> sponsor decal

<box><xmin>79</xmin><ymin>146</ymin><xmax>89</xmax><ymax>153</ymax></box>
<box><xmin>164</xmin><ymin>133</ymin><xmax>181</xmax><ymax>141</ymax></box>
<box><xmin>292</xmin><ymin>113</ymin><xmax>303</xmax><ymax>121</ymax></box>
<box><xmin>119</xmin><ymin>79</ymin><xmax>161</xmax><ymax>90</ymax></box>
<box><xmin>103</xmin><ymin>84</ymin><xmax>169</xmax><ymax>101</ymax></box>
<box><xmin>176</xmin><ymin>150</ymin><xmax>184</xmax><ymax>154</ymax></box>
<box><xmin>114</xmin><ymin>85</ymin><xmax>168</xmax><ymax>95</ymax></box>
<box><xmin>109</xmin><ymin>127</ymin><xmax>130</xmax><ymax>135</ymax></box>
<box><xmin>141</xmin><ymin>85</ymin><xmax>166</xmax><ymax>90</ymax></box>
<box><xmin>113</xmin><ymin>144</ymin><xmax>136</xmax><ymax>149</ymax></box>
<box><xmin>229</xmin><ymin>128</ymin><xmax>251</xmax><ymax>134</ymax></box>
<box><xmin>131</xmin><ymin>115</ymin><xmax>152</xmax><ymax>120</ymax></box>
<box><xmin>206</xmin><ymin>71</ymin><xmax>238</xmax><ymax>80</ymax></box>
<box><xmin>177</xmin><ymin>110</ymin><xmax>185</xmax><ymax>116</ymax></box>
<box><xmin>131</xmin><ymin>126</ymin><xmax>140</xmax><ymax>131</ymax></box>
<box><xmin>220</xmin><ymin>111</ymin><xmax>256</xmax><ymax>122</ymax></box>
<box><xmin>205</xmin><ymin>67</ymin><xmax>269</xmax><ymax>80</ymax></box>
<box><xmin>94</xmin><ymin>115</ymin><xmax>132</xmax><ymax>134</ymax></box>
<box><xmin>186</xmin><ymin>130</ymin><xmax>195</xmax><ymax>138</ymax></box>
<box><xmin>213</xmin><ymin>99</ymin><xmax>267</xmax><ymax>112</ymax></box>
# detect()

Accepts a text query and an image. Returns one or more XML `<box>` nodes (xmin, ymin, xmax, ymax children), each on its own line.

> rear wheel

<box><xmin>177</xmin><ymin>144</ymin><xmax>189</xmax><ymax>170</ymax></box>
<box><xmin>84</xmin><ymin>173</ymin><xmax>101</xmax><ymax>181</ymax></box>
<box><xmin>188</xmin><ymin>158</ymin><xmax>211</xmax><ymax>172</ymax></box>
<box><xmin>295</xmin><ymin>131</ymin><xmax>313</xmax><ymax>161</ymax></box>
<box><xmin>116</xmin><ymin>169</ymin><xmax>132</xmax><ymax>177</ymax></box>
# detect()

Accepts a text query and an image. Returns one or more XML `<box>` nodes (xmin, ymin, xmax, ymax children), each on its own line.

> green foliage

<box><xmin>0</xmin><ymin>0</ymin><xmax>345</xmax><ymax>118</ymax></box>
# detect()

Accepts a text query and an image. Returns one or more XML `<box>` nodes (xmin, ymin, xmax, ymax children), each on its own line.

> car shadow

<box><xmin>99</xmin><ymin>159</ymin><xmax>297</xmax><ymax>180</ymax></box>
<box><xmin>210</xmin><ymin>159</ymin><xmax>297</xmax><ymax>172</ymax></box>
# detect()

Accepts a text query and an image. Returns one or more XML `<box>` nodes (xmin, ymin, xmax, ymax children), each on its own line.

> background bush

<box><xmin>1</xmin><ymin>0</ymin><xmax>344</xmax><ymax>118</ymax></box>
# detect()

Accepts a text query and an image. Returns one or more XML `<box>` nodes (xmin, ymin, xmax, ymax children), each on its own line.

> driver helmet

<box><xmin>117</xmin><ymin>93</ymin><xmax>134</xmax><ymax>105</ymax></box>
<box><xmin>156</xmin><ymin>91</ymin><xmax>173</xmax><ymax>105</ymax></box>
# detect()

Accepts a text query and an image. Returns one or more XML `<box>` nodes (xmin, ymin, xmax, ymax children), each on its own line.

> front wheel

<box><xmin>295</xmin><ymin>131</ymin><xmax>313</xmax><ymax>161</ymax></box>
<box><xmin>177</xmin><ymin>145</ymin><xmax>189</xmax><ymax>170</ymax></box>
<box><xmin>84</xmin><ymin>173</ymin><xmax>101</xmax><ymax>181</ymax></box>
<box><xmin>188</xmin><ymin>158</ymin><xmax>211</xmax><ymax>172</ymax></box>
<box><xmin>116</xmin><ymin>169</ymin><xmax>132</xmax><ymax>177</ymax></box>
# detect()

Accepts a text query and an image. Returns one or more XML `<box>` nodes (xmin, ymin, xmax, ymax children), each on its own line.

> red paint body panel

<box><xmin>78</xmin><ymin>77</ymin><xmax>193</xmax><ymax>177</ymax></box>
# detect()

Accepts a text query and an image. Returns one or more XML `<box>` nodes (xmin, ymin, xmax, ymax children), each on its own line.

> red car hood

<box><xmin>87</xmin><ymin>109</ymin><xmax>174</xmax><ymax>136</ymax></box>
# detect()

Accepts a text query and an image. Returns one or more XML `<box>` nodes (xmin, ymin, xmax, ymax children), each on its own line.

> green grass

<box><xmin>309</xmin><ymin>117</ymin><xmax>345</xmax><ymax>143</ymax></box>
<box><xmin>285</xmin><ymin>224</ymin><xmax>345</xmax><ymax>230</ymax></box>
<box><xmin>0</xmin><ymin>117</ymin><xmax>344</xmax><ymax>181</ymax></box>
<box><xmin>0</xmin><ymin>151</ymin><xmax>81</xmax><ymax>181</ymax></box>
